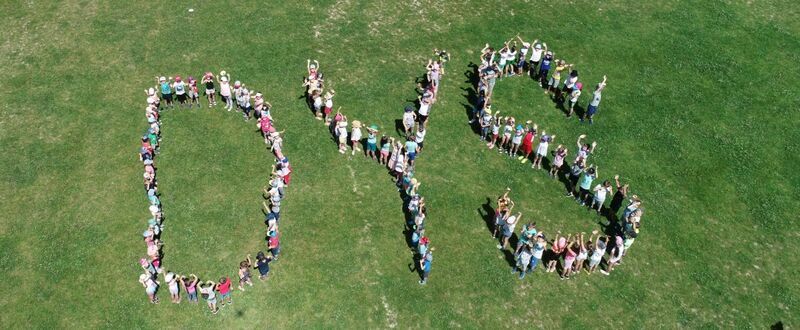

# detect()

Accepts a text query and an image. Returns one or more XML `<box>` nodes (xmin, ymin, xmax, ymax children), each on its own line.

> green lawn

<box><xmin>1</xmin><ymin>0</ymin><xmax>799</xmax><ymax>328</ymax></box>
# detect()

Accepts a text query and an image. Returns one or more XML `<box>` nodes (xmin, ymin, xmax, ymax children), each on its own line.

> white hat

<box><xmin>234</xmin><ymin>80</ymin><xmax>241</xmax><ymax>87</ymax></box>
<box><xmin>148</xmin><ymin>88</ymin><xmax>155</xmax><ymax>96</ymax></box>
<box><xmin>338</xmin><ymin>121</ymin><xmax>347</xmax><ymax>128</ymax></box>
<box><xmin>159</xmin><ymin>76</ymin><xmax>166</xmax><ymax>82</ymax></box>
<box><xmin>139</xmin><ymin>274</ymin><xmax>148</xmax><ymax>282</ymax></box>
<box><xmin>534</xmin><ymin>43</ymin><xmax>542</xmax><ymax>50</ymax></box>
<box><xmin>221</xmin><ymin>76</ymin><xmax>228</xmax><ymax>82</ymax></box>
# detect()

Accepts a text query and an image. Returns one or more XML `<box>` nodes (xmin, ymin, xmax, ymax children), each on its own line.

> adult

<box><xmin>498</xmin><ymin>212</ymin><xmax>521</xmax><ymax>250</ymax></box>
<box><xmin>528</xmin><ymin>40</ymin><xmax>546</xmax><ymax>78</ymax></box>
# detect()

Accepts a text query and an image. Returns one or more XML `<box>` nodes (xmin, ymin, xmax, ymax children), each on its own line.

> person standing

<box><xmin>418</xmin><ymin>247</ymin><xmax>434</xmax><ymax>285</ymax></box>
<box><xmin>199</xmin><ymin>280</ymin><xmax>219</xmax><ymax>314</ymax></box>
<box><xmin>498</xmin><ymin>212</ymin><xmax>522</xmax><ymax>250</ymax></box>
<box><xmin>255</xmin><ymin>251</ymin><xmax>274</xmax><ymax>281</ymax></box>
<box><xmin>216</xmin><ymin>277</ymin><xmax>233</xmax><ymax>307</ymax></box>
<box><xmin>513</xmin><ymin>243</ymin><xmax>533</xmax><ymax>279</ymax></box>
<box><xmin>583</xmin><ymin>75</ymin><xmax>607</xmax><ymax>124</ymax></box>
<box><xmin>138</xmin><ymin>273</ymin><xmax>159</xmax><ymax>304</ymax></box>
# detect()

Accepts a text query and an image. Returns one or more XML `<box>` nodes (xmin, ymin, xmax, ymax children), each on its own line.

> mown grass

<box><xmin>1</xmin><ymin>0</ymin><xmax>798</xmax><ymax>328</ymax></box>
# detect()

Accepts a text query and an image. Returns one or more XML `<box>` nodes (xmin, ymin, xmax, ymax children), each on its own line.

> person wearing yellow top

<box><xmin>546</xmin><ymin>60</ymin><xmax>571</xmax><ymax>96</ymax></box>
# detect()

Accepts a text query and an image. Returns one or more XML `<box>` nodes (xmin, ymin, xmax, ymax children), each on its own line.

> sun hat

<box><xmin>516</xmin><ymin>124</ymin><xmax>523</xmax><ymax>130</ymax></box>
<box><xmin>352</xmin><ymin>120</ymin><xmax>362</xmax><ymax>128</ymax></box>
<box><xmin>220</xmin><ymin>76</ymin><xmax>228</xmax><ymax>82</ymax></box>
<box><xmin>148</xmin><ymin>87</ymin><xmax>155</xmax><ymax>96</ymax></box>
<box><xmin>159</xmin><ymin>76</ymin><xmax>166</xmax><ymax>82</ymax></box>
<box><xmin>234</xmin><ymin>80</ymin><xmax>241</xmax><ymax>87</ymax></box>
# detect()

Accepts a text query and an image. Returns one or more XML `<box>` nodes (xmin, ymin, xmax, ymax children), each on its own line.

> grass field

<box><xmin>2</xmin><ymin>0</ymin><xmax>799</xmax><ymax>328</ymax></box>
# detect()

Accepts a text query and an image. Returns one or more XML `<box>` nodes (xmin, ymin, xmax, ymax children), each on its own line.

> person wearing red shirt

<box><xmin>216</xmin><ymin>277</ymin><xmax>232</xmax><ymax>307</ymax></box>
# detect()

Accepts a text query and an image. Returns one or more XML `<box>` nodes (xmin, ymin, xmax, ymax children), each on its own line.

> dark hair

<box><xmin>219</xmin><ymin>277</ymin><xmax>226</xmax><ymax>283</ymax></box>
<box><xmin>570</xmin><ymin>70</ymin><xmax>578</xmax><ymax>77</ymax></box>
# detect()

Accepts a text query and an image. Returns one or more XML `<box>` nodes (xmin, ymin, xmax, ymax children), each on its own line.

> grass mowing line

<box><xmin>137</xmin><ymin>78</ymin><xmax>289</xmax><ymax>310</ymax></box>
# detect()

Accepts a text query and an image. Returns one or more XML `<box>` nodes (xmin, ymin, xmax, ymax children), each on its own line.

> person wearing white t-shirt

<box><xmin>498</xmin><ymin>212</ymin><xmax>522</xmax><ymax>250</ymax></box>
<box><xmin>591</xmin><ymin>180</ymin><xmax>613</xmax><ymax>214</ymax></box>
<box><xmin>528</xmin><ymin>40</ymin><xmax>547</xmax><ymax>78</ymax></box>
<box><xmin>515</xmin><ymin>35</ymin><xmax>531</xmax><ymax>74</ymax></box>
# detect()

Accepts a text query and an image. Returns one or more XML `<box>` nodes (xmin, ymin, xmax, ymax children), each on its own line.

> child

<box><xmin>202</xmin><ymin>72</ymin><xmax>217</xmax><ymax>107</ymax></box>
<box><xmin>405</xmin><ymin>136</ymin><xmax>419</xmax><ymax>167</ymax></box>
<box><xmin>157</xmin><ymin>76</ymin><xmax>173</xmax><ymax>109</ymax></box>
<box><xmin>255</xmin><ymin>251</ymin><xmax>273</xmax><ymax>280</ymax></box>
<box><xmin>577</xmin><ymin>166</ymin><xmax>599</xmax><ymax>206</ymax></box>
<box><xmin>497</xmin><ymin>212</ymin><xmax>521</xmax><ymax>250</ymax></box>
<box><xmin>138</xmin><ymin>273</ymin><xmax>159</xmax><ymax>304</ymax></box>
<box><xmin>182</xmin><ymin>274</ymin><xmax>199</xmax><ymax>303</ymax></box>
<box><xmin>566</xmin><ymin>158</ymin><xmax>586</xmax><ymax>197</ymax></box>
<box><xmin>509</xmin><ymin>124</ymin><xmax>524</xmax><ymax>157</ymax></box>
<box><xmin>402</xmin><ymin>106</ymin><xmax>416</xmax><ymax>137</ymax></box>
<box><xmin>532</xmin><ymin>132</ymin><xmax>555</xmax><ymax>169</ymax></box>
<box><xmin>584</xmin><ymin>75</ymin><xmax>608</xmax><ymax>124</ymax></box>
<box><xmin>574</xmin><ymin>233</ymin><xmax>589</xmax><ymax>274</ymax></box>
<box><xmin>587</xmin><ymin>234</ymin><xmax>608</xmax><ymax>274</ymax></box>
<box><xmin>418</xmin><ymin>247</ymin><xmax>433</xmax><ymax>285</ymax></box>
<box><xmin>601</xmin><ymin>236</ymin><xmax>625</xmax><ymax>275</ymax></box>
<box><xmin>561</xmin><ymin>241</ymin><xmax>577</xmax><ymax>280</ymax></box>
<box><xmin>479</xmin><ymin>107</ymin><xmax>493</xmax><ymax>141</ymax></box>
<box><xmin>366</xmin><ymin>125</ymin><xmax>379</xmax><ymax>160</ymax></box>
<box><xmin>323</xmin><ymin>90</ymin><xmax>335</xmax><ymax>123</ymax></box>
<box><xmin>518</xmin><ymin>122</ymin><xmax>537</xmax><ymax>163</ymax></box>
<box><xmin>487</xmin><ymin>112</ymin><xmax>501</xmax><ymax>149</ymax></box>
<box><xmin>199</xmin><ymin>280</ymin><xmax>218</xmax><ymax>314</ymax></box>
<box><xmin>166</xmin><ymin>271</ymin><xmax>181</xmax><ymax>303</ymax></box>
<box><xmin>268</xmin><ymin>229</ymin><xmax>281</xmax><ymax>260</ymax></box>
<box><xmin>530</xmin><ymin>234</ymin><xmax>546</xmax><ymax>273</ymax></box>
<box><xmin>546</xmin><ymin>233</ymin><xmax>568</xmax><ymax>273</ymax></box>
<box><xmin>591</xmin><ymin>180</ymin><xmax>613</xmax><ymax>214</ymax></box>
<box><xmin>240</xmin><ymin>86</ymin><xmax>252</xmax><ymax>121</ymax></box>
<box><xmin>499</xmin><ymin>117</ymin><xmax>514</xmax><ymax>154</ymax></box>
<box><xmin>393</xmin><ymin>144</ymin><xmax>406</xmax><ymax>181</ymax></box>
<box><xmin>418</xmin><ymin>94</ymin><xmax>432</xmax><ymax>129</ymax></box>
<box><xmin>336</xmin><ymin>116</ymin><xmax>349</xmax><ymax>154</ymax></box>
<box><xmin>219</xmin><ymin>71</ymin><xmax>233</xmax><ymax>111</ymax></box>
<box><xmin>350</xmin><ymin>120</ymin><xmax>363</xmax><ymax>155</ymax></box>
<box><xmin>538</xmin><ymin>50</ymin><xmax>554</xmax><ymax>87</ymax></box>
<box><xmin>549</xmin><ymin>145</ymin><xmax>567</xmax><ymax>178</ymax></box>
<box><xmin>387</xmin><ymin>139</ymin><xmax>399</xmax><ymax>170</ymax></box>
<box><xmin>415</xmin><ymin>126</ymin><xmax>427</xmax><ymax>152</ymax></box>
<box><xmin>238</xmin><ymin>255</ymin><xmax>254</xmax><ymax>291</ymax></box>
<box><xmin>568</xmin><ymin>82</ymin><xmax>582</xmax><ymax>117</ymax></box>
<box><xmin>187</xmin><ymin>76</ymin><xmax>200</xmax><ymax>108</ymax></box>
<box><xmin>173</xmin><ymin>76</ymin><xmax>187</xmax><ymax>108</ymax></box>
<box><xmin>312</xmin><ymin>90</ymin><xmax>324</xmax><ymax>119</ymax></box>
<box><xmin>307</xmin><ymin>59</ymin><xmax>320</xmax><ymax>79</ymax></box>
<box><xmin>546</xmin><ymin>60</ymin><xmax>569</xmax><ymax>95</ymax></box>
<box><xmin>216</xmin><ymin>277</ymin><xmax>232</xmax><ymax>307</ymax></box>
<box><xmin>379</xmin><ymin>136</ymin><xmax>393</xmax><ymax>165</ymax></box>
<box><xmin>561</xmin><ymin>69</ymin><xmax>579</xmax><ymax>104</ymax></box>
<box><xmin>513</xmin><ymin>243</ymin><xmax>533</xmax><ymax>279</ymax></box>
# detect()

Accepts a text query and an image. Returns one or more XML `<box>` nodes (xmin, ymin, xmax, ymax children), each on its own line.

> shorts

<box><xmin>146</xmin><ymin>286</ymin><xmax>157</xmax><ymax>295</ymax></box>
<box><xmin>589</xmin><ymin>257</ymin><xmax>602</xmax><ymax>267</ymax></box>
<box><xmin>418</xmin><ymin>141</ymin><xmax>424</xmax><ymax>149</ymax></box>
<box><xmin>176</xmin><ymin>94</ymin><xmax>187</xmax><ymax>102</ymax></box>
<box><xmin>338</xmin><ymin>135</ymin><xmax>347</xmax><ymax>144</ymax></box>
<box><xmin>169</xmin><ymin>285</ymin><xmax>179</xmax><ymax>295</ymax></box>
<box><xmin>220</xmin><ymin>291</ymin><xmax>231</xmax><ymax>300</ymax></box>
<box><xmin>404</xmin><ymin>119</ymin><xmax>415</xmax><ymax>128</ymax></box>
<box><xmin>548</xmin><ymin>77</ymin><xmax>560</xmax><ymax>88</ymax></box>
<box><xmin>162</xmin><ymin>93</ymin><xmax>173</xmax><ymax>102</ymax></box>
<box><xmin>502</xmin><ymin>225</ymin><xmax>513</xmax><ymax>238</ymax></box>
<box><xmin>517</xmin><ymin>59</ymin><xmax>527</xmax><ymax>68</ymax></box>
<box><xmin>271</xmin><ymin>246</ymin><xmax>280</xmax><ymax>257</ymax></box>
<box><xmin>324</xmin><ymin>106</ymin><xmax>332</xmax><ymax>115</ymax></box>
<box><xmin>587</xmin><ymin>105</ymin><xmax>598</xmax><ymax>116</ymax></box>
<box><xmin>419</xmin><ymin>114</ymin><xmax>429</xmax><ymax>124</ymax></box>
<box><xmin>407</xmin><ymin>152</ymin><xmax>417</xmax><ymax>161</ymax></box>
<box><xmin>512</xmin><ymin>137</ymin><xmax>522</xmax><ymax>145</ymax></box>
<box><xmin>205</xmin><ymin>295</ymin><xmax>217</xmax><ymax>304</ymax></box>
<box><xmin>380</xmin><ymin>149</ymin><xmax>389</xmax><ymax>157</ymax></box>
<box><xmin>188</xmin><ymin>291</ymin><xmax>198</xmax><ymax>301</ymax></box>
<box><xmin>206</xmin><ymin>89</ymin><xmax>215</xmax><ymax>95</ymax></box>
<box><xmin>367</xmin><ymin>143</ymin><xmax>377</xmax><ymax>151</ymax></box>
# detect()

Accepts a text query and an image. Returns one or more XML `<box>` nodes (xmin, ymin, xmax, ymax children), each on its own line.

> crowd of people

<box><xmin>469</xmin><ymin>36</ymin><xmax>608</xmax><ymax>124</ymax></box>
<box><xmin>302</xmin><ymin>50</ymin><xmax>449</xmax><ymax>285</ymax></box>
<box><xmin>466</xmin><ymin>37</ymin><xmax>643</xmax><ymax>279</ymax></box>
<box><xmin>491</xmin><ymin>188</ymin><xmax>642</xmax><ymax>280</ymax></box>
<box><xmin>138</xmin><ymin>72</ymin><xmax>289</xmax><ymax>314</ymax></box>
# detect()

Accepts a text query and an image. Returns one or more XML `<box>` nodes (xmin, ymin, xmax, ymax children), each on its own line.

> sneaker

<box><xmin>496</xmin><ymin>244</ymin><xmax>503</xmax><ymax>249</ymax></box>
<box><xmin>521</xmin><ymin>159</ymin><xmax>528</xmax><ymax>164</ymax></box>
<box><xmin>600</xmin><ymin>270</ymin><xmax>610</xmax><ymax>275</ymax></box>
<box><xmin>418</xmin><ymin>280</ymin><xmax>426</xmax><ymax>285</ymax></box>
<box><xmin>517</xmin><ymin>156</ymin><xmax>524</xmax><ymax>160</ymax></box>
